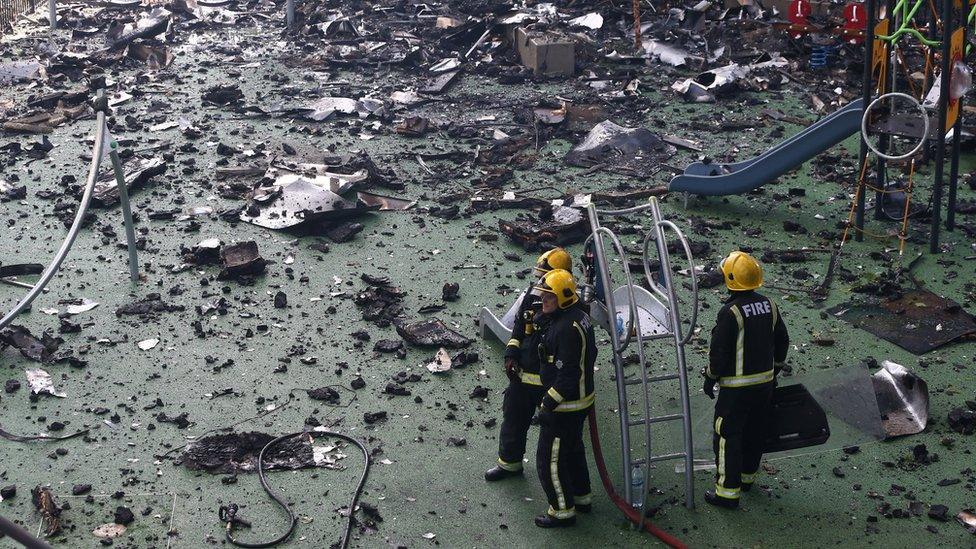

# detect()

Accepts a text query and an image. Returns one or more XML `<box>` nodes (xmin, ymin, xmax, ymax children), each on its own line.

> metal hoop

<box><xmin>861</xmin><ymin>92</ymin><xmax>930</xmax><ymax>161</ymax></box>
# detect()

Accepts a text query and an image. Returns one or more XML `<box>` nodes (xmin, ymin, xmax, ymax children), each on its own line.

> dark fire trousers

<box><xmin>536</xmin><ymin>410</ymin><xmax>592</xmax><ymax>518</ymax></box>
<box><xmin>497</xmin><ymin>380</ymin><xmax>546</xmax><ymax>470</ymax></box>
<box><xmin>712</xmin><ymin>382</ymin><xmax>774</xmax><ymax>500</ymax></box>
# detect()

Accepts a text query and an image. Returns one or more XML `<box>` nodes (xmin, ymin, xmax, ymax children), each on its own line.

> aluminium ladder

<box><xmin>583</xmin><ymin>197</ymin><xmax>699</xmax><ymax>518</ymax></box>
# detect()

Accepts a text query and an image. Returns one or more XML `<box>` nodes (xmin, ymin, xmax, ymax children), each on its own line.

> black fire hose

<box><xmin>0</xmin><ymin>515</ymin><xmax>54</xmax><ymax>549</ymax></box>
<box><xmin>219</xmin><ymin>431</ymin><xmax>371</xmax><ymax>548</ymax></box>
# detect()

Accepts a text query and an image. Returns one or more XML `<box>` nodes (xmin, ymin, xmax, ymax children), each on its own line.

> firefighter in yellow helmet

<box><xmin>703</xmin><ymin>251</ymin><xmax>789</xmax><ymax>509</ymax></box>
<box><xmin>485</xmin><ymin>248</ymin><xmax>572</xmax><ymax>482</ymax></box>
<box><xmin>531</xmin><ymin>269</ymin><xmax>596</xmax><ymax>528</ymax></box>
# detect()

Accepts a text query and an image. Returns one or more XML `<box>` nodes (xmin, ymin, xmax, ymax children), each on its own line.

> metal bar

<box><xmin>585</xmin><ymin>206</ymin><xmax>634</xmax><ymax>505</ymax></box>
<box><xmin>286</xmin><ymin>0</ymin><xmax>294</xmax><ymax>27</ymax></box>
<box><xmin>923</xmin><ymin>2</ymin><xmax>935</xmax><ymax>163</ymax></box>
<box><xmin>650</xmin><ymin>198</ymin><xmax>695</xmax><ymax>510</ymax></box>
<box><xmin>588</xmin><ymin>207</ymin><xmax>656</xmax><ymax>514</ymax></box>
<box><xmin>930</xmin><ymin>0</ymin><xmax>954</xmax><ymax>252</ymax></box>
<box><xmin>463</xmin><ymin>25</ymin><xmax>493</xmax><ymax>60</ymax></box>
<box><xmin>594</xmin><ymin>202</ymin><xmax>654</xmax><ymax>216</ymax></box>
<box><xmin>48</xmin><ymin>0</ymin><xmax>54</xmax><ymax>30</ymax></box>
<box><xmin>593</xmin><ymin>227</ymin><xmax>638</xmax><ymax>354</ymax></box>
<box><xmin>639</xmin><ymin>332</ymin><xmax>674</xmax><ymax>342</ymax></box>
<box><xmin>656</xmin><ymin>219</ymin><xmax>699</xmax><ymax>344</ymax></box>
<box><xmin>856</xmin><ymin>0</ymin><xmax>878</xmax><ymax>240</ymax></box>
<box><xmin>946</xmin><ymin>0</ymin><xmax>966</xmax><ymax>230</ymax></box>
<box><xmin>0</xmin><ymin>90</ymin><xmax>107</xmax><ymax>331</ymax></box>
<box><xmin>642</xmin><ymin>233</ymin><xmax>673</xmax><ymax>305</ymax></box>
<box><xmin>624</xmin><ymin>372</ymin><xmax>680</xmax><ymax>385</ymax></box>
<box><xmin>0</xmin><ymin>277</ymin><xmax>46</xmax><ymax>291</ymax></box>
<box><xmin>0</xmin><ymin>515</ymin><xmax>53</xmax><ymax>549</ymax></box>
<box><xmin>108</xmin><ymin>143</ymin><xmax>139</xmax><ymax>282</ymax></box>
<box><xmin>601</xmin><ymin>224</ymin><xmax>654</xmax><ymax>511</ymax></box>
<box><xmin>646</xmin><ymin>452</ymin><xmax>686</xmax><ymax>464</ymax></box>
<box><xmin>876</xmin><ymin>0</ymin><xmax>897</xmax><ymax>220</ymax></box>
<box><xmin>631</xmin><ymin>452</ymin><xmax>686</xmax><ymax>466</ymax></box>
<box><xmin>647</xmin><ymin>373</ymin><xmax>679</xmax><ymax>383</ymax></box>
<box><xmin>628</xmin><ymin>414</ymin><xmax>683</xmax><ymax>427</ymax></box>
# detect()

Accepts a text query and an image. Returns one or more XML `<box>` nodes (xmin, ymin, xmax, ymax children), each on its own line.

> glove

<box><xmin>703</xmin><ymin>377</ymin><xmax>716</xmax><ymax>399</ymax></box>
<box><xmin>504</xmin><ymin>358</ymin><xmax>520</xmax><ymax>382</ymax></box>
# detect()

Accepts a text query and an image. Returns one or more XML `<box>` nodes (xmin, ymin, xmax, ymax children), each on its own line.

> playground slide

<box><xmin>669</xmin><ymin>98</ymin><xmax>864</xmax><ymax>196</ymax></box>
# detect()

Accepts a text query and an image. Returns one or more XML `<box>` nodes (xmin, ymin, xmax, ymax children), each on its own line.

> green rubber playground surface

<box><xmin>1</xmin><ymin>9</ymin><xmax>975</xmax><ymax>549</ymax></box>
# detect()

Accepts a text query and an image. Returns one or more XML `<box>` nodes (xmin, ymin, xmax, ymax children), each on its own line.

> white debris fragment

<box><xmin>569</xmin><ymin>13</ymin><xmax>603</xmax><ymax>29</ymax></box>
<box><xmin>426</xmin><ymin>348</ymin><xmax>452</xmax><ymax>373</ymax></box>
<box><xmin>138</xmin><ymin>338</ymin><xmax>160</xmax><ymax>351</ymax></box>
<box><xmin>39</xmin><ymin>298</ymin><xmax>100</xmax><ymax>316</ymax></box>
<box><xmin>313</xmin><ymin>445</ymin><xmax>347</xmax><ymax>468</ymax></box>
<box><xmin>25</xmin><ymin>368</ymin><xmax>67</xmax><ymax>398</ymax></box>
<box><xmin>390</xmin><ymin>90</ymin><xmax>421</xmax><ymax>105</ymax></box>
<box><xmin>92</xmin><ymin>523</ymin><xmax>127</xmax><ymax>539</ymax></box>
<box><xmin>66</xmin><ymin>298</ymin><xmax>99</xmax><ymax>315</ymax></box>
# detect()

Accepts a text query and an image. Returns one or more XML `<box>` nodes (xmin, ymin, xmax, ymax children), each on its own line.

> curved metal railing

<box><xmin>0</xmin><ymin>90</ymin><xmax>107</xmax><ymax>330</ymax></box>
<box><xmin>585</xmin><ymin>197</ymin><xmax>699</xmax><ymax>518</ymax></box>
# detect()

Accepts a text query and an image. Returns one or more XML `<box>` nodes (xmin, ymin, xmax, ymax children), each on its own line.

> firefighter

<box><xmin>702</xmin><ymin>251</ymin><xmax>790</xmax><ymax>509</ymax></box>
<box><xmin>485</xmin><ymin>248</ymin><xmax>573</xmax><ymax>482</ymax></box>
<box><xmin>532</xmin><ymin>269</ymin><xmax>596</xmax><ymax>528</ymax></box>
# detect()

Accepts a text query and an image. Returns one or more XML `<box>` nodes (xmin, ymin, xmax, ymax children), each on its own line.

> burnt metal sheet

<box><xmin>0</xmin><ymin>263</ymin><xmax>44</xmax><ymax>278</ymax></box>
<box><xmin>395</xmin><ymin>318</ymin><xmax>472</xmax><ymax>348</ymax></box>
<box><xmin>565</xmin><ymin>121</ymin><xmax>676</xmax><ymax>169</ymax></box>
<box><xmin>180</xmin><ymin>431</ymin><xmax>331</xmax><ymax>474</ymax></box>
<box><xmin>829</xmin><ymin>289</ymin><xmax>976</xmax><ymax>354</ymax></box>
<box><xmin>499</xmin><ymin>206</ymin><xmax>588</xmax><ymax>250</ymax></box>
<box><xmin>871</xmin><ymin>361</ymin><xmax>929</xmax><ymax>438</ymax></box>
<box><xmin>239</xmin><ymin>176</ymin><xmax>374</xmax><ymax>230</ymax></box>
<box><xmin>218</xmin><ymin>241</ymin><xmax>266</xmax><ymax>279</ymax></box>
<box><xmin>357</xmin><ymin>191</ymin><xmax>416</xmax><ymax>211</ymax></box>
<box><xmin>93</xmin><ymin>157</ymin><xmax>167</xmax><ymax>206</ymax></box>
<box><xmin>0</xmin><ymin>326</ymin><xmax>64</xmax><ymax>363</ymax></box>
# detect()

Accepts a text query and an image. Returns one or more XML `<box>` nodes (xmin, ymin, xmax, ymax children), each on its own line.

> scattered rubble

<box><xmin>395</xmin><ymin>318</ymin><xmax>471</xmax><ymax>348</ymax></box>
<box><xmin>0</xmin><ymin>326</ymin><xmax>64</xmax><ymax>362</ymax></box>
<box><xmin>948</xmin><ymin>403</ymin><xmax>976</xmax><ymax>435</ymax></box>
<box><xmin>0</xmin><ymin>0</ymin><xmax>974</xmax><ymax>546</ymax></box>
<box><xmin>179</xmin><ymin>431</ymin><xmax>337</xmax><ymax>474</ymax></box>
<box><xmin>25</xmin><ymin>368</ymin><xmax>67</xmax><ymax>398</ymax></box>
<box><xmin>217</xmin><ymin>241</ymin><xmax>267</xmax><ymax>280</ymax></box>
<box><xmin>830</xmin><ymin>290</ymin><xmax>976</xmax><ymax>354</ymax></box>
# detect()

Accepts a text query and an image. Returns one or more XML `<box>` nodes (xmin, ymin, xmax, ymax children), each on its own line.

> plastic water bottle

<box><xmin>630</xmin><ymin>465</ymin><xmax>644</xmax><ymax>508</ymax></box>
<box><xmin>615</xmin><ymin>314</ymin><xmax>625</xmax><ymax>339</ymax></box>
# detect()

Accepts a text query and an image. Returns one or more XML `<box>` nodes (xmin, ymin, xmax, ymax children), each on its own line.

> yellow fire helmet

<box><xmin>533</xmin><ymin>248</ymin><xmax>572</xmax><ymax>277</ymax></box>
<box><xmin>719</xmin><ymin>251</ymin><xmax>763</xmax><ymax>291</ymax></box>
<box><xmin>532</xmin><ymin>268</ymin><xmax>579</xmax><ymax>309</ymax></box>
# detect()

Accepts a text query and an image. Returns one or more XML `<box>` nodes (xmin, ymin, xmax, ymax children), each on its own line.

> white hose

<box><xmin>0</xmin><ymin>91</ymin><xmax>107</xmax><ymax>330</ymax></box>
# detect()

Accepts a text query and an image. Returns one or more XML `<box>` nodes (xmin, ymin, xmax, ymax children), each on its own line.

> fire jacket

<box><xmin>538</xmin><ymin>303</ymin><xmax>597</xmax><ymax>412</ymax></box>
<box><xmin>707</xmin><ymin>290</ymin><xmax>790</xmax><ymax>388</ymax></box>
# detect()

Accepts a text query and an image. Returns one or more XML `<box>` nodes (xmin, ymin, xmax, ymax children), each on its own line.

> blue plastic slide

<box><xmin>668</xmin><ymin>99</ymin><xmax>864</xmax><ymax>196</ymax></box>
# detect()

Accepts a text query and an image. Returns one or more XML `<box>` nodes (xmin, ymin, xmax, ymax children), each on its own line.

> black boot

<box><xmin>704</xmin><ymin>490</ymin><xmax>739</xmax><ymax>509</ymax></box>
<box><xmin>576</xmin><ymin>503</ymin><xmax>592</xmax><ymax>513</ymax></box>
<box><xmin>485</xmin><ymin>465</ymin><xmax>523</xmax><ymax>482</ymax></box>
<box><xmin>740</xmin><ymin>483</ymin><xmax>753</xmax><ymax>492</ymax></box>
<box><xmin>534</xmin><ymin>514</ymin><xmax>576</xmax><ymax>528</ymax></box>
